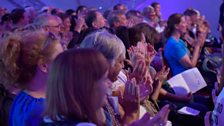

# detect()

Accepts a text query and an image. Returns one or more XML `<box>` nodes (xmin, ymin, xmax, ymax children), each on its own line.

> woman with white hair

<box><xmin>80</xmin><ymin>29</ymin><xmax>170</xmax><ymax>125</ymax></box>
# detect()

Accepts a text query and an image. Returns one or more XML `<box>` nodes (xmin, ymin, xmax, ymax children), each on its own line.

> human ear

<box><xmin>37</xmin><ymin>59</ymin><xmax>49</xmax><ymax>73</ymax></box>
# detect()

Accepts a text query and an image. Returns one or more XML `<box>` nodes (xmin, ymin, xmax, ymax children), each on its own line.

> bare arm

<box><xmin>159</xmin><ymin>88</ymin><xmax>192</xmax><ymax>102</ymax></box>
<box><xmin>151</xmin><ymin>79</ymin><xmax>163</xmax><ymax>101</ymax></box>
<box><xmin>179</xmin><ymin>45</ymin><xmax>201</xmax><ymax>68</ymax></box>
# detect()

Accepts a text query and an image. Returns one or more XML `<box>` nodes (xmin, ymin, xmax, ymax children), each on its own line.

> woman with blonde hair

<box><xmin>0</xmin><ymin>29</ymin><xmax>63</xmax><ymax>126</ymax></box>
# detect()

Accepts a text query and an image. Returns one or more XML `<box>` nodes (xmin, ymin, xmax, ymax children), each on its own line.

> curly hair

<box><xmin>0</xmin><ymin>30</ymin><xmax>60</xmax><ymax>89</ymax></box>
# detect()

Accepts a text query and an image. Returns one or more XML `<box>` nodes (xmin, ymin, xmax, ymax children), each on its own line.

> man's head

<box><xmin>85</xmin><ymin>10</ymin><xmax>106</xmax><ymax>29</ymax></box>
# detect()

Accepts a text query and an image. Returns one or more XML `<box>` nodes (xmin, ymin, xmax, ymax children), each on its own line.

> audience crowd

<box><xmin>0</xmin><ymin>2</ymin><xmax>223</xmax><ymax>126</ymax></box>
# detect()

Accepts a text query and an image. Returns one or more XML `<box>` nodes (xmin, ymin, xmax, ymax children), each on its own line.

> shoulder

<box><xmin>13</xmin><ymin>91</ymin><xmax>45</xmax><ymax>107</ymax></box>
<box><xmin>42</xmin><ymin>117</ymin><xmax>96</xmax><ymax>126</ymax></box>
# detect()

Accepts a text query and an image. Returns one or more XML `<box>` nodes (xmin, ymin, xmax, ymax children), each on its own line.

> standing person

<box><xmin>164</xmin><ymin>13</ymin><xmax>206</xmax><ymax>76</ymax></box>
<box><xmin>0</xmin><ymin>29</ymin><xmax>63</xmax><ymax>126</ymax></box>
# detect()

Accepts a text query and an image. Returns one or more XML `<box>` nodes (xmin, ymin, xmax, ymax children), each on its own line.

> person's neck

<box><xmin>172</xmin><ymin>31</ymin><xmax>181</xmax><ymax>41</ymax></box>
<box><xmin>25</xmin><ymin>72</ymin><xmax>47</xmax><ymax>98</ymax></box>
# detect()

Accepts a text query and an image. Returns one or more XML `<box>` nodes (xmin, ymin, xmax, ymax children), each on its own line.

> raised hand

<box><xmin>75</xmin><ymin>15</ymin><xmax>85</xmax><ymax>33</ymax></box>
<box><xmin>121</xmin><ymin>78</ymin><xmax>140</xmax><ymax>115</ymax></box>
<box><xmin>139</xmin><ymin>76</ymin><xmax>153</xmax><ymax>101</ymax></box>
<box><xmin>155</xmin><ymin>66</ymin><xmax>170</xmax><ymax>82</ymax></box>
<box><xmin>183</xmin><ymin>33</ymin><xmax>195</xmax><ymax>47</ymax></box>
<box><xmin>128</xmin><ymin>46</ymin><xmax>145</xmax><ymax>64</ymax></box>
<box><xmin>131</xmin><ymin>59</ymin><xmax>147</xmax><ymax>83</ymax></box>
<box><xmin>145</xmin><ymin>43</ymin><xmax>157</xmax><ymax>66</ymax></box>
<box><xmin>128</xmin><ymin>42</ymin><xmax>157</xmax><ymax>66</ymax></box>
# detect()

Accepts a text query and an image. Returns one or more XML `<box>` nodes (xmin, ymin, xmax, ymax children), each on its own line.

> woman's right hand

<box><xmin>120</xmin><ymin>78</ymin><xmax>140</xmax><ymax>115</ymax></box>
<box><xmin>129</xmin><ymin>104</ymin><xmax>171</xmax><ymax>126</ymax></box>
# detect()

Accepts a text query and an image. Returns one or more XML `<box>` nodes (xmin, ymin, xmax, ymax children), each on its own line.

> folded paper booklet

<box><xmin>167</xmin><ymin>68</ymin><xmax>207</xmax><ymax>95</ymax></box>
<box><xmin>178</xmin><ymin>106</ymin><xmax>200</xmax><ymax>116</ymax></box>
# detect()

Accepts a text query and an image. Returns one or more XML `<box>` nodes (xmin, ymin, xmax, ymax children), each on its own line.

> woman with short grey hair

<box><xmin>80</xmin><ymin>30</ymin><xmax>126</xmax><ymax>82</ymax></box>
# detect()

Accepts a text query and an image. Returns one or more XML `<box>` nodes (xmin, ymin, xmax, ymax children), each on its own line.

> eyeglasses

<box><xmin>46</xmin><ymin>24</ymin><xmax>62</xmax><ymax>28</ymax></box>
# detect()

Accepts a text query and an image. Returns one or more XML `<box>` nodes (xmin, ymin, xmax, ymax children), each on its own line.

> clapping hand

<box><xmin>139</xmin><ymin>76</ymin><xmax>153</xmax><ymax>101</ymax></box>
<box><xmin>128</xmin><ymin>42</ymin><xmax>157</xmax><ymax>66</ymax></box>
<box><xmin>145</xmin><ymin>43</ymin><xmax>157</xmax><ymax>66</ymax></box>
<box><xmin>129</xmin><ymin>104</ymin><xmax>171</xmax><ymax>126</ymax></box>
<box><xmin>155</xmin><ymin>66</ymin><xmax>170</xmax><ymax>82</ymax></box>
<box><xmin>120</xmin><ymin>78</ymin><xmax>140</xmax><ymax>115</ymax></box>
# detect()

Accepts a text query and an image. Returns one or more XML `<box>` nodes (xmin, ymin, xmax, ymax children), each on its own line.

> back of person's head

<box><xmin>46</xmin><ymin>48</ymin><xmax>109</xmax><ymax>125</ymax></box>
<box><xmin>0</xmin><ymin>29</ymin><xmax>61</xmax><ymax>88</ymax></box>
<box><xmin>115</xmin><ymin>26</ymin><xmax>130</xmax><ymax>50</ymax></box>
<box><xmin>128</xmin><ymin>27</ymin><xmax>144</xmax><ymax>46</ymax></box>
<box><xmin>80</xmin><ymin>29</ymin><xmax>126</xmax><ymax>66</ymax></box>
<box><xmin>134</xmin><ymin>22</ymin><xmax>161</xmax><ymax>45</ymax></box>
<box><xmin>75</xmin><ymin>27</ymin><xmax>98</xmax><ymax>46</ymax></box>
<box><xmin>164</xmin><ymin>13</ymin><xmax>183</xmax><ymax>38</ymax></box>
<box><xmin>10</xmin><ymin>8</ymin><xmax>26</xmax><ymax>24</ymax></box>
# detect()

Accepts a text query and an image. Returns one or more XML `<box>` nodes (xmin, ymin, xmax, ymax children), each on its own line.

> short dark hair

<box><xmin>76</xmin><ymin>5</ymin><xmax>87</xmax><ymax>14</ymax></box>
<box><xmin>128</xmin><ymin>27</ymin><xmax>143</xmax><ymax>46</ymax></box>
<box><xmin>10</xmin><ymin>8</ymin><xmax>25</xmax><ymax>24</ymax></box>
<box><xmin>85</xmin><ymin>10</ymin><xmax>98</xmax><ymax>27</ymax></box>
<box><xmin>113</xmin><ymin>4</ymin><xmax>123</xmax><ymax>10</ymax></box>
<box><xmin>65</xmin><ymin>9</ymin><xmax>75</xmax><ymax>16</ymax></box>
<box><xmin>183</xmin><ymin>8</ymin><xmax>198</xmax><ymax>16</ymax></box>
<box><xmin>56</xmin><ymin>13</ymin><xmax>69</xmax><ymax>21</ymax></box>
<box><xmin>151</xmin><ymin>2</ymin><xmax>160</xmax><ymax>8</ymax></box>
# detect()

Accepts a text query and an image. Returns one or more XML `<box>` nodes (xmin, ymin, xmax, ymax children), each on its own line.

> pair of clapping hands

<box><xmin>126</xmin><ymin>42</ymin><xmax>157</xmax><ymax>100</ymax></box>
<box><xmin>115</xmin><ymin>42</ymin><xmax>156</xmax><ymax>121</ymax></box>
